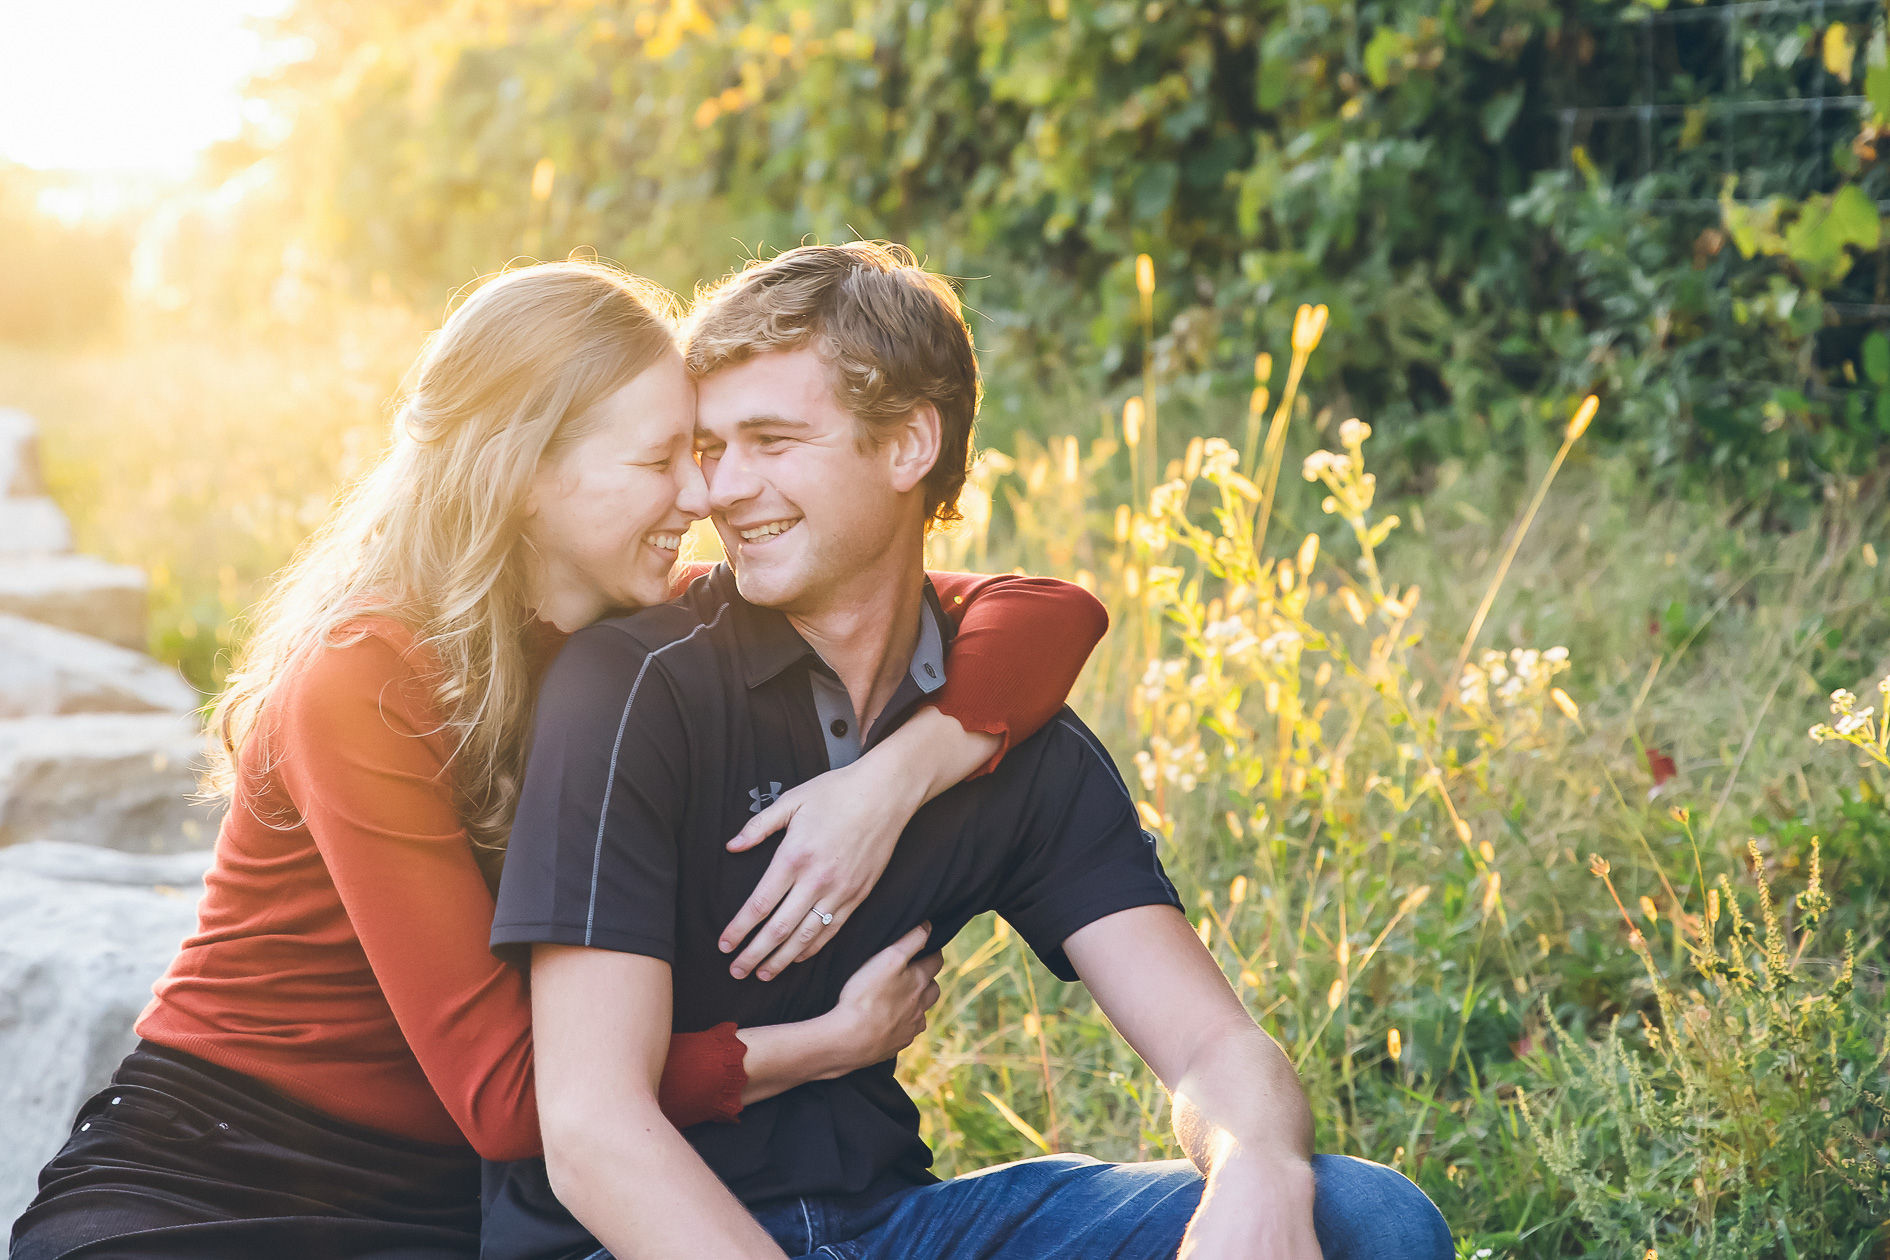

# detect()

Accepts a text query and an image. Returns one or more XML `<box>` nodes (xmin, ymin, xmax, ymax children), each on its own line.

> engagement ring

<box><xmin>811</xmin><ymin>908</ymin><xmax>833</xmax><ymax>926</ymax></box>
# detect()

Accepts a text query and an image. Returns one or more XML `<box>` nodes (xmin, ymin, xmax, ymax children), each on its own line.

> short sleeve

<box><xmin>491</xmin><ymin>624</ymin><xmax>691</xmax><ymax>966</ymax></box>
<box><xmin>987</xmin><ymin>712</ymin><xmax>1183</xmax><ymax>982</ymax></box>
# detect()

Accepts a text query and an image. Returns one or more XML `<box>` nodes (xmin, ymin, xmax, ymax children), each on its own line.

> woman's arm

<box><xmin>733</xmin><ymin>924</ymin><xmax>940</xmax><ymax>1103</ymax></box>
<box><xmin>274</xmin><ymin>631</ymin><xmax>752</xmax><ymax>1152</ymax></box>
<box><xmin>718</xmin><ymin>573</ymin><xmax>1109</xmax><ymax>980</ymax></box>
<box><xmin>927</xmin><ymin>571</ymin><xmax>1111</xmax><ymax>773</ymax></box>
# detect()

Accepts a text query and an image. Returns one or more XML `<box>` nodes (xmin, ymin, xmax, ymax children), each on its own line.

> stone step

<box><xmin>0</xmin><ymin>407</ymin><xmax>47</xmax><ymax>498</ymax></box>
<box><xmin>0</xmin><ymin>614</ymin><xmax>199</xmax><ymax>719</ymax></box>
<box><xmin>0</xmin><ymin>554</ymin><xmax>147</xmax><ymax>651</ymax></box>
<box><xmin>0</xmin><ymin>498</ymin><xmax>73</xmax><ymax>555</ymax></box>
<box><xmin>0</xmin><ymin>842</ymin><xmax>210</xmax><ymax>1228</ymax></box>
<box><xmin>0</xmin><ymin>713</ymin><xmax>224</xmax><ymax>853</ymax></box>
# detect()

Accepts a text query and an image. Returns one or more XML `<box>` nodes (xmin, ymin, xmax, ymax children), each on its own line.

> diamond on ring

<box><xmin>812</xmin><ymin>908</ymin><xmax>834</xmax><ymax>926</ymax></box>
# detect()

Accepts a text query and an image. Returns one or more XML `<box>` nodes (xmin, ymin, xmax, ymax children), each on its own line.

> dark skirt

<box><xmin>9</xmin><ymin>1041</ymin><xmax>481</xmax><ymax>1260</ymax></box>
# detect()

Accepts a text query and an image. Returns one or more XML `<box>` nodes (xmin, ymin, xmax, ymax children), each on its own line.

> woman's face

<box><xmin>524</xmin><ymin>351</ymin><xmax>709</xmax><ymax>630</ymax></box>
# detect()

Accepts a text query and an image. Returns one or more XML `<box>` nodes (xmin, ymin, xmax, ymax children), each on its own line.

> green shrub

<box><xmin>230</xmin><ymin>0</ymin><xmax>1890</xmax><ymax>494</ymax></box>
<box><xmin>1522</xmin><ymin>841</ymin><xmax>1886</xmax><ymax>1259</ymax></box>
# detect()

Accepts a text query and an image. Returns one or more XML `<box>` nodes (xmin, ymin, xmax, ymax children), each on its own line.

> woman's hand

<box><xmin>825</xmin><ymin>922</ymin><xmax>944</xmax><ymax>1070</ymax></box>
<box><xmin>718</xmin><ymin>706</ymin><xmax>998</xmax><ymax>980</ymax></box>
<box><xmin>735</xmin><ymin>924</ymin><xmax>944</xmax><ymax>1103</ymax></box>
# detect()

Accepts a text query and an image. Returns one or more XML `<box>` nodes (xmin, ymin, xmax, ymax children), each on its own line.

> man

<box><xmin>485</xmin><ymin>242</ymin><xmax>1453</xmax><ymax>1260</ymax></box>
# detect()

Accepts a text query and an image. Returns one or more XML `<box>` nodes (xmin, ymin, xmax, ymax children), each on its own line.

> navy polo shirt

<box><xmin>485</xmin><ymin>565</ymin><xmax>1180</xmax><ymax>1258</ymax></box>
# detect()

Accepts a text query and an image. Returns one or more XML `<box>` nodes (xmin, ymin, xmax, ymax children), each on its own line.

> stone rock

<box><xmin>0</xmin><ymin>615</ymin><xmax>199</xmax><ymax>719</ymax></box>
<box><xmin>0</xmin><ymin>714</ymin><xmax>224</xmax><ymax>853</ymax></box>
<box><xmin>0</xmin><ymin>842</ymin><xmax>210</xmax><ymax>1228</ymax></box>
<box><xmin>0</xmin><ymin>408</ymin><xmax>47</xmax><ymax>497</ymax></box>
<box><xmin>0</xmin><ymin>554</ymin><xmax>147</xmax><ymax>650</ymax></box>
<box><xmin>0</xmin><ymin>499</ymin><xmax>73</xmax><ymax>555</ymax></box>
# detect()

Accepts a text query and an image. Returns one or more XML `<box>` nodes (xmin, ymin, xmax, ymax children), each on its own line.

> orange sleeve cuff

<box><xmin>657</xmin><ymin>1022</ymin><xmax>748</xmax><ymax>1128</ymax></box>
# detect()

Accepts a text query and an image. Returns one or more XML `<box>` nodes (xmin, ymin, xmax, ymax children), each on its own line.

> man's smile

<box><xmin>734</xmin><ymin>518</ymin><xmax>801</xmax><ymax>544</ymax></box>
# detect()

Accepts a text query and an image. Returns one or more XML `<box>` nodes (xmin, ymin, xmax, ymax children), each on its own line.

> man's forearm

<box><xmin>1169</xmin><ymin>1014</ymin><xmax>1315</xmax><ymax>1176</ymax></box>
<box><xmin>1066</xmin><ymin>906</ymin><xmax>1322</xmax><ymax>1258</ymax></box>
<box><xmin>1168</xmin><ymin>1017</ymin><xmax>1319</xmax><ymax>1260</ymax></box>
<box><xmin>545</xmin><ymin>1096</ymin><xmax>785</xmax><ymax>1260</ymax></box>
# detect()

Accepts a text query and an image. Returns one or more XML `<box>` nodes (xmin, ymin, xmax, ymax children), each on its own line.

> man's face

<box><xmin>694</xmin><ymin>347</ymin><xmax>916</xmax><ymax>612</ymax></box>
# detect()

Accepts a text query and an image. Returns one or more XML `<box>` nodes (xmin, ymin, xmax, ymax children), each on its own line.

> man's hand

<box><xmin>1178</xmin><ymin>1148</ymin><xmax>1320</xmax><ymax>1260</ymax></box>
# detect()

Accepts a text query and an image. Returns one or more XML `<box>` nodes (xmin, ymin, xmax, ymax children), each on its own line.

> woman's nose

<box><xmin>675</xmin><ymin>453</ymin><xmax>710</xmax><ymax>520</ymax></box>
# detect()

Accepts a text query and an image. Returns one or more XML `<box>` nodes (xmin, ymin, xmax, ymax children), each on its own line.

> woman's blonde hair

<box><xmin>208</xmin><ymin>260</ymin><xmax>679</xmax><ymax>879</ymax></box>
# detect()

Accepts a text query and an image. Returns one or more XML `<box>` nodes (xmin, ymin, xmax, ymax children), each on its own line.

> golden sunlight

<box><xmin>0</xmin><ymin>0</ymin><xmax>286</xmax><ymax>175</ymax></box>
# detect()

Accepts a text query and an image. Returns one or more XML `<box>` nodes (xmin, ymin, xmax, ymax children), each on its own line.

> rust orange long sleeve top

<box><xmin>136</xmin><ymin>570</ymin><xmax>1107</xmax><ymax>1160</ymax></box>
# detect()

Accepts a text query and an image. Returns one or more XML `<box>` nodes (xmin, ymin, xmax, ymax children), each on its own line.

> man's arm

<box><xmin>530</xmin><ymin>944</ymin><xmax>787</xmax><ymax>1260</ymax></box>
<box><xmin>1065</xmin><ymin>905</ymin><xmax>1320</xmax><ymax>1260</ymax></box>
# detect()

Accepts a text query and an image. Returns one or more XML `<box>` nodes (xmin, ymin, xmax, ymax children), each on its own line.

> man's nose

<box><xmin>706</xmin><ymin>448</ymin><xmax>762</xmax><ymax>514</ymax></box>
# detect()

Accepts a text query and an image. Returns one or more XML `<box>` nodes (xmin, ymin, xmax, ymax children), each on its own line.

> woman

<box><xmin>10</xmin><ymin>262</ymin><xmax>1106</xmax><ymax>1259</ymax></box>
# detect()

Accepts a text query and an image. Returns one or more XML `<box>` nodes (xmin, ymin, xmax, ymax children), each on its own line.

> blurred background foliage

<box><xmin>199</xmin><ymin>0</ymin><xmax>1890</xmax><ymax>498</ymax></box>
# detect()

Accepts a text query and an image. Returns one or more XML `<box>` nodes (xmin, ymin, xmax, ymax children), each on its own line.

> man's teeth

<box><xmin>648</xmin><ymin>533</ymin><xmax>681</xmax><ymax>551</ymax></box>
<box><xmin>740</xmin><ymin>521</ymin><xmax>797</xmax><ymax>541</ymax></box>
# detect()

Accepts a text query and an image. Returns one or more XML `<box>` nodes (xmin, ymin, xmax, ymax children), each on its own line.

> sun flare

<box><xmin>0</xmin><ymin>0</ymin><xmax>286</xmax><ymax>177</ymax></box>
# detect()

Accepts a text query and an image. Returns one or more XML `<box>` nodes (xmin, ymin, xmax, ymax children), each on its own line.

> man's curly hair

<box><xmin>684</xmin><ymin>241</ymin><xmax>980</xmax><ymax>526</ymax></box>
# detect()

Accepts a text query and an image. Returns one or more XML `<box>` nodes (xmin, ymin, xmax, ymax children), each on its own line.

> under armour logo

<box><xmin>748</xmin><ymin>781</ymin><xmax>782</xmax><ymax>813</ymax></box>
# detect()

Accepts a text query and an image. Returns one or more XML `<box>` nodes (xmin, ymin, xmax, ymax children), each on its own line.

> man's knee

<box><xmin>1310</xmin><ymin>1154</ymin><xmax>1453</xmax><ymax>1260</ymax></box>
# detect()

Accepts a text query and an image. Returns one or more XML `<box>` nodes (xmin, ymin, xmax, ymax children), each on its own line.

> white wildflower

<box><xmin>1458</xmin><ymin>668</ymin><xmax>1488</xmax><ymax>707</ymax></box>
<box><xmin>1258</xmin><ymin>628</ymin><xmax>1303</xmax><ymax>664</ymax></box>
<box><xmin>1200</xmin><ymin>438</ymin><xmax>1238</xmax><ymax>480</ymax></box>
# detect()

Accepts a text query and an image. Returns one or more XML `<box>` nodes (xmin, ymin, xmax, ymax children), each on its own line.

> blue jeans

<box><xmin>591</xmin><ymin>1152</ymin><xmax>1452</xmax><ymax>1260</ymax></box>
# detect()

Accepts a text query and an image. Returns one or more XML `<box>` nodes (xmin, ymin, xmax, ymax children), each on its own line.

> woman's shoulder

<box><xmin>274</xmin><ymin>615</ymin><xmax>440</xmax><ymax>722</ymax></box>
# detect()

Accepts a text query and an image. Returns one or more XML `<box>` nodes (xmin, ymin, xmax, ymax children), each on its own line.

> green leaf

<box><xmin>1868</xmin><ymin>31</ymin><xmax>1890</xmax><ymax>120</ymax></box>
<box><xmin>1130</xmin><ymin>162</ymin><xmax>1178</xmax><ymax>221</ymax></box>
<box><xmin>1862</xmin><ymin>331</ymin><xmax>1890</xmax><ymax>385</ymax></box>
<box><xmin>1256</xmin><ymin>54</ymin><xmax>1292</xmax><ymax>110</ymax></box>
<box><xmin>1480</xmin><ymin>87</ymin><xmax>1524</xmax><ymax>144</ymax></box>
<box><xmin>980</xmin><ymin>1091</ymin><xmax>1051</xmax><ymax>1154</ymax></box>
<box><xmin>1828</xmin><ymin>183</ymin><xmax>1881</xmax><ymax>251</ymax></box>
<box><xmin>1364</xmin><ymin>27</ymin><xmax>1404</xmax><ymax>90</ymax></box>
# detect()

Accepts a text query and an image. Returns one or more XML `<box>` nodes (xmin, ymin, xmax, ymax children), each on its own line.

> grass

<box><xmin>5</xmin><ymin>306</ymin><xmax>1889</xmax><ymax>1257</ymax></box>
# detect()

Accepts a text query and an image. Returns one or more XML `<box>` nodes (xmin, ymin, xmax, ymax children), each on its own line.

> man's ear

<box><xmin>885</xmin><ymin>401</ymin><xmax>942</xmax><ymax>496</ymax></box>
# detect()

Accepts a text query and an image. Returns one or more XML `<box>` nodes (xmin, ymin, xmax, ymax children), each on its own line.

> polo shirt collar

<box><xmin>723</xmin><ymin>566</ymin><xmax>952</xmax><ymax>699</ymax></box>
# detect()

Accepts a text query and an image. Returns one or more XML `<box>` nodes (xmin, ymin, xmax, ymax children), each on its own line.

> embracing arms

<box><xmin>1066</xmin><ymin>906</ymin><xmax>1320</xmax><ymax>1260</ymax></box>
<box><xmin>275</xmin><ymin>628</ymin><xmax>931</xmax><ymax>1155</ymax></box>
<box><xmin>712</xmin><ymin>570</ymin><xmax>1109</xmax><ymax>980</ymax></box>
